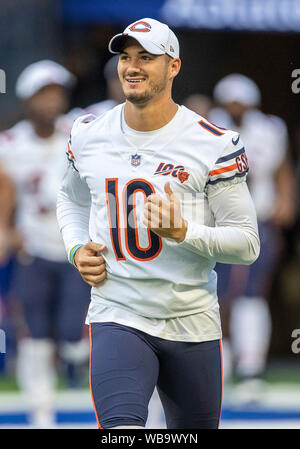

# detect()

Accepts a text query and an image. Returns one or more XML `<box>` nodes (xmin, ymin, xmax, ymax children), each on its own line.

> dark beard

<box><xmin>125</xmin><ymin>78</ymin><xmax>167</xmax><ymax>106</ymax></box>
<box><xmin>126</xmin><ymin>91</ymin><xmax>153</xmax><ymax>105</ymax></box>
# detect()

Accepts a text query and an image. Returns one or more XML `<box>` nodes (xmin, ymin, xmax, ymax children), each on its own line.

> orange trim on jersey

<box><xmin>209</xmin><ymin>163</ymin><xmax>237</xmax><ymax>177</ymax></box>
<box><xmin>105</xmin><ymin>178</ymin><xmax>126</xmax><ymax>261</ymax></box>
<box><xmin>132</xmin><ymin>188</ymin><xmax>152</xmax><ymax>252</ymax></box>
<box><xmin>89</xmin><ymin>324</ymin><xmax>103</xmax><ymax>429</ymax></box>
<box><xmin>218</xmin><ymin>339</ymin><xmax>223</xmax><ymax>429</ymax></box>
<box><xmin>198</xmin><ymin>120</ymin><xmax>225</xmax><ymax>136</ymax></box>
<box><xmin>122</xmin><ymin>178</ymin><xmax>162</xmax><ymax>262</ymax></box>
<box><xmin>67</xmin><ymin>143</ymin><xmax>75</xmax><ymax>160</ymax></box>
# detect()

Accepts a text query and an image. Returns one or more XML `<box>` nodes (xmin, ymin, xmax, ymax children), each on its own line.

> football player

<box><xmin>57</xmin><ymin>18</ymin><xmax>260</xmax><ymax>429</ymax></box>
<box><xmin>210</xmin><ymin>74</ymin><xmax>296</xmax><ymax>397</ymax></box>
<box><xmin>0</xmin><ymin>61</ymin><xmax>91</xmax><ymax>427</ymax></box>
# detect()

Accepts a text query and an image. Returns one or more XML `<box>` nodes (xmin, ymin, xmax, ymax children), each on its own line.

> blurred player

<box><xmin>183</xmin><ymin>93</ymin><xmax>212</xmax><ymax>120</ymax></box>
<box><xmin>57</xmin><ymin>19</ymin><xmax>260</xmax><ymax>429</ymax></box>
<box><xmin>58</xmin><ymin>55</ymin><xmax>125</xmax><ymax>135</ymax></box>
<box><xmin>0</xmin><ymin>60</ymin><xmax>91</xmax><ymax>427</ymax></box>
<box><xmin>210</xmin><ymin>74</ymin><xmax>296</xmax><ymax>396</ymax></box>
<box><xmin>0</xmin><ymin>167</ymin><xmax>16</xmax><ymax>373</ymax></box>
<box><xmin>0</xmin><ymin>166</ymin><xmax>16</xmax><ymax>264</ymax></box>
<box><xmin>86</xmin><ymin>55</ymin><xmax>125</xmax><ymax>116</ymax></box>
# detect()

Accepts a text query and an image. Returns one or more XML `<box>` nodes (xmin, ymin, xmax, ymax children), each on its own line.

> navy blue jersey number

<box><xmin>106</xmin><ymin>178</ymin><xmax>162</xmax><ymax>261</ymax></box>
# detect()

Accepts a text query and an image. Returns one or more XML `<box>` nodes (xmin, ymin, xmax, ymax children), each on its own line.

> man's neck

<box><xmin>32</xmin><ymin>122</ymin><xmax>55</xmax><ymax>139</ymax></box>
<box><xmin>124</xmin><ymin>97</ymin><xmax>178</xmax><ymax>132</ymax></box>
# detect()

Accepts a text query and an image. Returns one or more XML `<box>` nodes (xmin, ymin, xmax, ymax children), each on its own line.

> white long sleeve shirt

<box><xmin>209</xmin><ymin>107</ymin><xmax>289</xmax><ymax>222</ymax></box>
<box><xmin>57</xmin><ymin>104</ymin><xmax>259</xmax><ymax>342</ymax></box>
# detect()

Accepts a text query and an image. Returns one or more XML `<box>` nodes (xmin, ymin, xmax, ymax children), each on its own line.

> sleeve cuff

<box><xmin>164</xmin><ymin>220</ymin><xmax>204</xmax><ymax>247</ymax></box>
<box><xmin>184</xmin><ymin>220</ymin><xmax>205</xmax><ymax>241</ymax></box>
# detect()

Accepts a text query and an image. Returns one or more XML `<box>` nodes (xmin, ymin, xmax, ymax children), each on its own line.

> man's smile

<box><xmin>125</xmin><ymin>77</ymin><xmax>147</xmax><ymax>86</ymax></box>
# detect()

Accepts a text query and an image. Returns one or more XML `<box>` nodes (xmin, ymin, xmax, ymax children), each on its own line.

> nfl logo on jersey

<box><xmin>131</xmin><ymin>154</ymin><xmax>141</xmax><ymax>167</ymax></box>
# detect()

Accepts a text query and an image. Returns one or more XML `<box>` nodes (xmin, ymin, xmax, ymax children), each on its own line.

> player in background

<box><xmin>58</xmin><ymin>55</ymin><xmax>125</xmax><ymax>134</ymax></box>
<box><xmin>57</xmin><ymin>18</ymin><xmax>260</xmax><ymax>429</ymax></box>
<box><xmin>0</xmin><ymin>60</ymin><xmax>91</xmax><ymax>427</ymax></box>
<box><xmin>210</xmin><ymin>74</ymin><xmax>296</xmax><ymax>397</ymax></box>
<box><xmin>0</xmin><ymin>166</ymin><xmax>17</xmax><ymax>265</ymax></box>
<box><xmin>183</xmin><ymin>93</ymin><xmax>212</xmax><ymax>120</ymax></box>
<box><xmin>0</xmin><ymin>168</ymin><xmax>17</xmax><ymax>373</ymax></box>
<box><xmin>86</xmin><ymin>55</ymin><xmax>125</xmax><ymax>116</ymax></box>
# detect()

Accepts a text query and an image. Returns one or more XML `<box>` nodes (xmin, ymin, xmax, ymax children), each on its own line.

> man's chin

<box><xmin>125</xmin><ymin>91</ymin><xmax>152</xmax><ymax>106</ymax></box>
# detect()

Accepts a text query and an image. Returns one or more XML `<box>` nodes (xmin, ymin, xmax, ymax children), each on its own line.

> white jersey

<box><xmin>57</xmin><ymin>103</ymin><xmax>259</xmax><ymax>342</ymax></box>
<box><xmin>56</xmin><ymin>100</ymin><xmax>119</xmax><ymax>136</ymax></box>
<box><xmin>0</xmin><ymin>120</ymin><xmax>68</xmax><ymax>261</ymax></box>
<box><xmin>209</xmin><ymin>108</ymin><xmax>288</xmax><ymax>222</ymax></box>
<box><xmin>85</xmin><ymin>99</ymin><xmax>118</xmax><ymax>117</ymax></box>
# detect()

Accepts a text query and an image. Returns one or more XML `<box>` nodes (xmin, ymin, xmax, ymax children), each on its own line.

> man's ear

<box><xmin>169</xmin><ymin>57</ymin><xmax>181</xmax><ymax>80</ymax></box>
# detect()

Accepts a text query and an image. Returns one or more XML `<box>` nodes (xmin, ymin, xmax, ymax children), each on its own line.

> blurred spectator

<box><xmin>0</xmin><ymin>60</ymin><xmax>91</xmax><ymax>427</ymax></box>
<box><xmin>210</xmin><ymin>74</ymin><xmax>297</xmax><ymax>397</ymax></box>
<box><xmin>0</xmin><ymin>168</ymin><xmax>16</xmax><ymax>373</ymax></box>
<box><xmin>86</xmin><ymin>55</ymin><xmax>125</xmax><ymax>115</ymax></box>
<box><xmin>0</xmin><ymin>167</ymin><xmax>16</xmax><ymax>263</ymax></box>
<box><xmin>58</xmin><ymin>55</ymin><xmax>124</xmax><ymax>133</ymax></box>
<box><xmin>183</xmin><ymin>93</ymin><xmax>212</xmax><ymax>119</ymax></box>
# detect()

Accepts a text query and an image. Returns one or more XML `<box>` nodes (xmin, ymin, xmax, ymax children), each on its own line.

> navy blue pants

<box><xmin>89</xmin><ymin>322</ymin><xmax>223</xmax><ymax>429</ymax></box>
<box><xmin>13</xmin><ymin>256</ymin><xmax>90</xmax><ymax>342</ymax></box>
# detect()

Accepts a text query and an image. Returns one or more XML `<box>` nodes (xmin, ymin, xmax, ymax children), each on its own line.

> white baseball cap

<box><xmin>213</xmin><ymin>74</ymin><xmax>261</xmax><ymax>107</ymax></box>
<box><xmin>109</xmin><ymin>18</ymin><xmax>179</xmax><ymax>59</ymax></box>
<box><xmin>16</xmin><ymin>60</ymin><xmax>76</xmax><ymax>100</ymax></box>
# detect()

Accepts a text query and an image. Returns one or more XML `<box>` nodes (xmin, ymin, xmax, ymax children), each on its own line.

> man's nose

<box><xmin>127</xmin><ymin>58</ymin><xmax>143</xmax><ymax>73</ymax></box>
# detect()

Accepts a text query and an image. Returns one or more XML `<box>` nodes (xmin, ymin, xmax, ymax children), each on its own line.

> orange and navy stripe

<box><xmin>207</xmin><ymin>171</ymin><xmax>248</xmax><ymax>186</ymax></box>
<box><xmin>66</xmin><ymin>141</ymin><xmax>79</xmax><ymax>172</ymax></box>
<box><xmin>209</xmin><ymin>162</ymin><xmax>238</xmax><ymax>178</ymax></box>
<box><xmin>207</xmin><ymin>147</ymin><xmax>248</xmax><ymax>185</ymax></box>
<box><xmin>89</xmin><ymin>324</ymin><xmax>103</xmax><ymax>429</ymax></box>
<box><xmin>198</xmin><ymin>120</ymin><xmax>225</xmax><ymax>136</ymax></box>
<box><xmin>218</xmin><ymin>339</ymin><xmax>223</xmax><ymax>428</ymax></box>
<box><xmin>215</xmin><ymin>147</ymin><xmax>245</xmax><ymax>164</ymax></box>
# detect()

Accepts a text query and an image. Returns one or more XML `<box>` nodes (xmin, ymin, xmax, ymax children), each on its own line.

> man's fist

<box><xmin>74</xmin><ymin>242</ymin><xmax>107</xmax><ymax>287</ymax></box>
<box><xmin>143</xmin><ymin>182</ymin><xmax>187</xmax><ymax>243</ymax></box>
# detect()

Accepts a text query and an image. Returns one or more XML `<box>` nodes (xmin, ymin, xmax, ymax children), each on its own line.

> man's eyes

<box><xmin>120</xmin><ymin>55</ymin><xmax>152</xmax><ymax>61</ymax></box>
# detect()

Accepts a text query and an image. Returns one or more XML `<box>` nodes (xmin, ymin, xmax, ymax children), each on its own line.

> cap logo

<box><xmin>129</xmin><ymin>21</ymin><xmax>152</xmax><ymax>32</ymax></box>
<box><xmin>170</xmin><ymin>45</ymin><xmax>174</xmax><ymax>53</ymax></box>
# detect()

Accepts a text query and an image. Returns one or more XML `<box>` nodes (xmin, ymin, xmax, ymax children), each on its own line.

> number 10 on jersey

<box><xmin>105</xmin><ymin>178</ymin><xmax>162</xmax><ymax>262</ymax></box>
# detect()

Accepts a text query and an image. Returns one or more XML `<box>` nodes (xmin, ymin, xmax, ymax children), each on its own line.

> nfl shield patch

<box><xmin>131</xmin><ymin>154</ymin><xmax>141</xmax><ymax>167</ymax></box>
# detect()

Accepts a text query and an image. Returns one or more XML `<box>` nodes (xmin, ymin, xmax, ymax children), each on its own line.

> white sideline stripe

<box><xmin>1</xmin><ymin>384</ymin><xmax>300</xmax><ymax>428</ymax></box>
<box><xmin>220</xmin><ymin>420</ymin><xmax>300</xmax><ymax>429</ymax></box>
<box><xmin>1</xmin><ymin>421</ymin><xmax>300</xmax><ymax>430</ymax></box>
<box><xmin>223</xmin><ymin>383</ymin><xmax>300</xmax><ymax>408</ymax></box>
<box><xmin>0</xmin><ymin>390</ymin><xmax>93</xmax><ymax>411</ymax></box>
<box><xmin>2</xmin><ymin>384</ymin><xmax>300</xmax><ymax>410</ymax></box>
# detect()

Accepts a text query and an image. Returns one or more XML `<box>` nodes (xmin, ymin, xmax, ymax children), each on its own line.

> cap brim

<box><xmin>108</xmin><ymin>33</ymin><xmax>165</xmax><ymax>56</ymax></box>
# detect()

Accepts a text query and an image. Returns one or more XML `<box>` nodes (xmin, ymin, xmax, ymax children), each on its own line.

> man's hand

<box><xmin>143</xmin><ymin>182</ymin><xmax>187</xmax><ymax>243</ymax></box>
<box><xmin>74</xmin><ymin>242</ymin><xmax>107</xmax><ymax>287</ymax></box>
